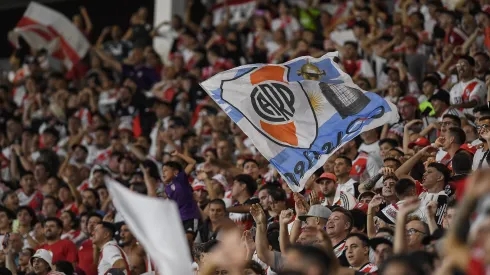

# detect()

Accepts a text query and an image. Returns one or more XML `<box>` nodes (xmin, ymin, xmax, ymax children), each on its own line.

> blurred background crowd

<box><xmin>2</xmin><ymin>0</ymin><xmax>490</xmax><ymax>274</ymax></box>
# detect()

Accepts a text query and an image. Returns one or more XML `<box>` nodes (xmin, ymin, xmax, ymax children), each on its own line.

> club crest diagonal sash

<box><xmin>200</xmin><ymin>52</ymin><xmax>399</xmax><ymax>191</ymax></box>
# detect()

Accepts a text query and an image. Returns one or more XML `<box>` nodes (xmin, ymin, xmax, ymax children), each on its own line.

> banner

<box><xmin>212</xmin><ymin>0</ymin><xmax>256</xmax><ymax>26</ymax></box>
<box><xmin>200</xmin><ymin>52</ymin><xmax>399</xmax><ymax>191</ymax></box>
<box><xmin>9</xmin><ymin>2</ymin><xmax>90</xmax><ymax>69</ymax></box>
<box><xmin>105</xmin><ymin>178</ymin><xmax>193</xmax><ymax>275</ymax></box>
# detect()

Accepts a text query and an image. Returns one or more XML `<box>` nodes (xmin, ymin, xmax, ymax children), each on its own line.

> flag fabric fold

<box><xmin>9</xmin><ymin>2</ymin><xmax>90</xmax><ymax>69</ymax></box>
<box><xmin>105</xmin><ymin>177</ymin><xmax>193</xmax><ymax>275</ymax></box>
<box><xmin>200</xmin><ymin>52</ymin><xmax>399</xmax><ymax>191</ymax></box>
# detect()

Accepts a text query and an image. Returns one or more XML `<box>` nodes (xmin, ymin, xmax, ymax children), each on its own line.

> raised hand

<box><xmin>250</xmin><ymin>204</ymin><xmax>266</xmax><ymax>226</ymax></box>
<box><xmin>380</xmin><ymin>167</ymin><xmax>395</xmax><ymax>176</ymax></box>
<box><xmin>368</xmin><ymin>194</ymin><xmax>384</xmax><ymax>213</ymax></box>
<box><xmin>398</xmin><ymin>197</ymin><xmax>420</xmax><ymax>217</ymax></box>
<box><xmin>242</xmin><ymin>230</ymin><xmax>256</xmax><ymax>253</ymax></box>
<box><xmin>434</xmin><ymin>137</ymin><xmax>446</xmax><ymax>148</ymax></box>
<box><xmin>464</xmin><ymin>169</ymin><xmax>490</xmax><ymax>199</ymax></box>
<box><xmin>294</xmin><ymin>193</ymin><xmax>309</xmax><ymax>215</ymax></box>
<box><xmin>309</xmin><ymin>191</ymin><xmax>320</xmax><ymax>206</ymax></box>
<box><xmin>426</xmin><ymin>200</ymin><xmax>438</xmax><ymax>217</ymax></box>
<box><xmin>279</xmin><ymin>209</ymin><xmax>294</xmax><ymax>225</ymax></box>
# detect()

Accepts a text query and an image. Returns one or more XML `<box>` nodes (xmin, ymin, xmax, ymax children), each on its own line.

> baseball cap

<box><xmin>369</xmin><ymin>237</ymin><xmax>393</xmax><ymax>250</ymax></box>
<box><xmin>118</xmin><ymin>121</ymin><xmax>133</xmax><ymax>133</ymax></box>
<box><xmin>192</xmin><ymin>181</ymin><xmax>207</xmax><ymax>191</ymax></box>
<box><xmin>429</xmin><ymin>90</ymin><xmax>450</xmax><ymax>105</ymax></box>
<box><xmin>399</xmin><ymin>96</ymin><xmax>419</xmax><ymax>107</ymax></box>
<box><xmin>298</xmin><ymin>205</ymin><xmax>332</xmax><ymax>221</ymax></box>
<box><xmin>315</xmin><ymin>172</ymin><xmax>337</xmax><ymax>183</ymax></box>
<box><xmin>408</xmin><ymin>137</ymin><xmax>431</xmax><ymax>149</ymax></box>
<box><xmin>212</xmin><ymin>174</ymin><xmax>228</xmax><ymax>188</ymax></box>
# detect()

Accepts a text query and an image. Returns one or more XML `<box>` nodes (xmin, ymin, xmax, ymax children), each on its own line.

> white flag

<box><xmin>105</xmin><ymin>177</ymin><xmax>193</xmax><ymax>275</ymax></box>
<box><xmin>9</xmin><ymin>2</ymin><xmax>90</xmax><ymax>69</ymax></box>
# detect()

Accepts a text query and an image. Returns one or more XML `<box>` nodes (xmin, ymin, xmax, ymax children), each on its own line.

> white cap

<box><xmin>192</xmin><ymin>180</ymin><xmax>207</xmax><ymax>191</ymax></box>
<box><xmin>212</xmin><ymin>174</ymin><xmax>228</xmax><ymax>188</ymax></box>
<box><xmin>118</xmin><ymin>120</ymin><xmax>133</xmax><ymax>132</ymax></box>
<box><xmin>30</xmin><ymin>249</ymin><xmax>53</xmax><ymax>270</ymax></box>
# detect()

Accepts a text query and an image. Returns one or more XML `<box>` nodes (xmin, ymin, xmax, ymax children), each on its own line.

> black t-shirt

<box><xmin>104</xmin><ymin>40</ymin><xmax>132</xmax><ymax>61</ymax></box>
<box><xmin>229</xmin><ymin>197</ymin><xmax>260</xmax><ymax>231</ymax></box>
<box><xmin>131</xmin><ymin>23</ymin><xmax>152</xmax><ymax>47</ymax></box>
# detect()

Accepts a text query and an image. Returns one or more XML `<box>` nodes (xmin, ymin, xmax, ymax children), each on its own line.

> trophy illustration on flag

<box><xmin>298</xmin><ymin>61</ymin><xmax>371</xmax><ymax>119</ymax></box>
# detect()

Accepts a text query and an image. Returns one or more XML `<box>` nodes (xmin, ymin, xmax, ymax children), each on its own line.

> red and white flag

<box><xmin>9</xmin><ymin>2</ymin><xmax>90</xmax><ymax>69</ymax></box>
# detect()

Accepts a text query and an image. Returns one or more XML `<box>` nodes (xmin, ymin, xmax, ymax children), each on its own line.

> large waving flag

<box><xmin>9</xmin><ymin>2</ymin><xmax>90</xmax><ymax>70</ymax></box>
<box><xmin>200</xmin><ymin>52</ymin><xmax>399</xmax><ymax>191</ymax></box>
<box><xmin>105</xmin><ymin>177</ymin><xmax>193</xmax><ymax>275</ymax></box>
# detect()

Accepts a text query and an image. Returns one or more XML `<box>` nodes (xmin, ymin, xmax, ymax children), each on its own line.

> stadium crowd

<box><xmin>3</xmin><ymin>0</ymin><xmax>490</xmax><ymax>274</ymax></box>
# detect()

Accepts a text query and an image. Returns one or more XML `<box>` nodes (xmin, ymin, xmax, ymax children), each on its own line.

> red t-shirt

<box><xmin>78</xmin><ymin>239</ymin><xmax>97</xmax><ymax>275</ymax></box>
<box><xmin>37</xmin><ymin>239</ymin><xmax>78</xmax><ymax>263</ymax></box>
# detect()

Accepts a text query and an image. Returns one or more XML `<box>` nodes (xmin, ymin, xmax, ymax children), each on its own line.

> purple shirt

<box><xmin>165</xmin><ymin>171</ymin><xmax>201</xmax><ymax>221</ymax></box>
<box><xmin>122</xmin><ymin>64</ymin><xmax>160</xmax><ymax>91</ymax></box>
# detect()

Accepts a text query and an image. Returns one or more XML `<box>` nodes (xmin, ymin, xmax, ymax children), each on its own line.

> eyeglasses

<box><xmin>407</xmin><ymin>228</ymin><xmax>427</xmax><ymax>236</ymax></box>
<box><xmin>477</xmin><ymin>124</ymin><xmax>490</xmax><ymax>131</ymax></box>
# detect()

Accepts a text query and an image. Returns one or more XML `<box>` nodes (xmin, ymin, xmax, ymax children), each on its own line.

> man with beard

<box><xmin>92</xmin><ymin>222</ymin><xmax>130</xmax><ymax>275</ymax></box>
<box><xmin>86</xmin><ymin>125</ymin><xmax>111</xmax><ymax>166</ymax></box>
<box><xmin>78</xmin><ymin>212</ymin><xmax>102</xmax><ymax>275</ymax></box>
<box><xmin>474</xmin><ymin>52</ymin><xmax>490</xmax><ymax>81</ymax></box>
<box><xmin>116</xmin><ymin>154</ymin><xmax>136</xmax><ymax>186</ymax></box>
<box><xmin>196</xmin><ymin>199</ymin><xmax>227</xmax><ymax>244</ymax></box>
<box><xmin>317</xmin><ymin>173</ymin><xmax>356</xmax><ymax>210</ymax></box>
<box><xmin>37</xmin><ymin>217</ymin><xmax>77</xmax><ymax>264</ymax></box>
<box><xmin>119</xmin><ymin>223</ymin><xmax>146</xmax><ymax>275</ymax></box>
<box><xmin>80</xmin><ymin>188</ymin><xmax>104</xmax><ymax>216</ymax></box>
<box><xmin>333</xmin><ymin>156</ymin><xmax>359</xmax><ymax>198</ymax></box>
<box><xmin>449</xmin><ymin>55</ymin><xmax>486</xmax><ymax>116</ymax></box>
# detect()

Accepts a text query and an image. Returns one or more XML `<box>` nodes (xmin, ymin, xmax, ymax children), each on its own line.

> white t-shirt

<box><xmin>271</xmin><ymin>16</ymin><xmax>300</xmax><ymax>41</ymax></box>
<box><xmin>337</xmin><ymin>178</ymin><xmax>357</xmax><ymax>197</ymax></box>
<box><xmin>356</xmin><ymin>59</ymin><xmax>375</xmax><ymax>79</ymax></box>
<box><xmin>98</xmin><ymin>240</ymin><xmax>129</xmax><ymax>275</ymax></box>
<box><xmin>149</xmin><ymin>117</ymin><xmax>170</xmax><ymax>158</ymax></box>
<box><xmin>1</xmin><ymin>146</ymin><xmax>12</xmax><ymax>183</ymax></box>
<box><xmin>86</xmin><ymin>146</ymin><xmax>111</xmax><ymax>166</ymax></box>
<box><xmin>449</xmin><ymin>78</ymin><xmax>486</xmax><ymax>116</ymax></box>
<box><xmin>359</xmin><ymin>142</ymin><xmax>380</xmax><ymax>157</ymax></box>
<box><xmin>366</xmin><ymin>154</ymin><xmax>382</xmax><ymax>178</ymax></box>
<box><xmin>438</xmin><ymin>107</ymin><xmax>464</xmax><ymax>121</ymax></box>
<box><xmin>329</xmin><ymin>29</ymin><xmax>357</xmax><ymax>46</ymax></box>
<box><xmin>473</xmin><ymin>147</ymin><xmax>489</xmax><ymax>171</ymax></box>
